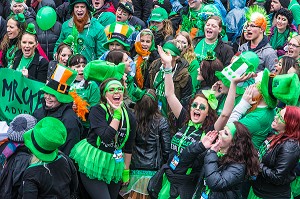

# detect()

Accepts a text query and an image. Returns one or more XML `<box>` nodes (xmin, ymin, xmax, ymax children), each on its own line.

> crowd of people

<box><xmin>0</xmin><ymin>0</ymin><xmax>300</xmax><ymax>199</ymax></box>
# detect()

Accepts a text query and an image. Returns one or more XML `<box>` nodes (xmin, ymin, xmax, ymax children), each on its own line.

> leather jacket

<box><xmin>130</xmin><ymin>116</ymin><xmax>171</xmax><ymax>170</ymax></box>
<box><xmin>252</xmin><ymin>139</ymin><xmax>300</xmax><ymax>199</ymax></box>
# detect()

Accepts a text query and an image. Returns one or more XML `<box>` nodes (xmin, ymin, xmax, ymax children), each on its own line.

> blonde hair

<box><xmin>162</xmin><ymin>19</ymin><xmax>174</xmax><ymax>40</ymax></box>
<box><xmin>292</xmin><ymin>35</ymin><xmax>300</xmax><ymax>46</ymax></box>
<box><xmin>176</xmin><ymin>31</ymin><xmax>196</xmax><ymax>63</ymax></box>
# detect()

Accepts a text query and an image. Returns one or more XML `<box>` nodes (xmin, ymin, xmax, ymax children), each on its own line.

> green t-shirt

<box><xmin>289</xmin><ymin>0</ymin><xmax>300</xmax><ymax>25</ymax></box>
<box><xmin>239</xmin><ymin>107</ymin><xmax>275</xmax><ymax>149</ymax></box>
<box><xmin>194</xmin><ymin>38</ymin><xmax>218</xmax><ymax>64</ymax></box>
<box><xmin>16</xmin><ymin>54</ymin><xmax>34</xmax><ymax>72</ymax></box>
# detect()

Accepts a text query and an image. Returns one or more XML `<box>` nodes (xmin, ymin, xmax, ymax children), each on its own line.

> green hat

<box><xmin>26</xmin><ymin>23</ymin><xmax>36</xmax><ymax>35</ymax></box>
<box><xmin>14</xmin><ymin>0</ymin><xmax>24</xmax><ymax>3</ymax></box>
<box><xmin>150</xmin><ymin>7</ymin><xmax>168</xmax><ymax>22</ymax></box>
<box><xmin>63</xmin><ymin>35</ymin><xmax>75</xmax><ymax>46</ymax></box>
<box><xmin>103</xmin><ymin>22</ymin><xmax>134</xmax><ymax>51</ymax></box>
<box><xmin>163</xmin><ymin>41</ymin><xmax>181</xmax><ymax>57</ymax></box>
<box><xmin>14</xmin><ymin>13</ymin><xmax>25</xmax><ymax>23</ymax></box>
<box><xmin>118</xmin><ymin>1</ymin><xmax>134</xmax><ymax>15</ymax></box>
<box><xmin>23</xmin><ymin>117</ymin><xmax>67</xmax><ymax>162</ymax></box>
<box><xmin>260</xmin><ymin>68</ymin><xmax>300</xmax><ymax>108</ymax></box>
<box><xmin>84</xmin><ymin>60</ymin><xmax>125</xmax><ymax>82</ymax></box>
<box><xmin>215</xmin><ymin>51</ymin><xmax>259</xmax><ymax>94</ymax></box>
<box><xmin>69</xmin><ymin>0</ymin><xmax>93</xmax><ymax>12</ymax></box>
<box><xmin>41</xmin><ymin>64</ymin><xmax>77</xmax><ymax>103</ymax></box>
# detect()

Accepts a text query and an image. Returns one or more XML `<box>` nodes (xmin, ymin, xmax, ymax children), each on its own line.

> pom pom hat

<box><xmin>23</xmin><ymin>117</ymin><xmax>67</xmax><ymax>162</ymax></box>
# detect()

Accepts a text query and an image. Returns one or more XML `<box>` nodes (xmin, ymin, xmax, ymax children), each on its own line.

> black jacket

<box><xmin>33</xmin><ymin>102</ymin><xmax>83</xmax><ymax>156</ymax></box>
<box><xmin>180</xmin><ymin>142</ymin><xmax>245</xmax><ymax>199</ymax></box>
<box><xmin>35</xmin><ymin>22</ymin><xmax>62</xmax><ymax>60</ymax></box>
<box><xmin>0</xmin><ymin>16</ymin><xmax>6</xmax><ymax>41</ymax></box>
<box><xmin>20</xmin><ymin>153</ymin><xmax>78</xmax><ymax>199</ymax></box>
<box><xmin>56</xmin><ymin>2</ymin><xmax>71</xmax><ymax>24</ymax></box>
<box><xmin>252</xmin><ymin>139</ymin><xmax>300</xmax><ymax>199</ymax></box>
<box><xmin>12</xmin><ymin>49</ymin><xmax>49</xmax><ymax>83</ymax></box>
<box><xmin>214</xmin><ymin>38</ymin><xmax>234</xmax><ymax>67</ymax></box>
<box><xmin>0</xmin><ymin>146</ymin><xmax>31</xmax><ymax>199</ymax></box>
<box><xmin>130</xmin><ymin>116</ymin><xmax>171</xmax><ymax>170</ymax></box>
<box><xmin>132</xmin><ymin>0</ymin><xmax>153</xmax><ymax>23</ymax></box>
<box><xmin>24</xmin><ymin>7</ymin><xmax>36</xmax><ymax>24</ymax></box>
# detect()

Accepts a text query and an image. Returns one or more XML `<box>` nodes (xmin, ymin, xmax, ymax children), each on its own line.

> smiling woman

<box><xmin>12</xmin><ymin>23</ymin><xmax>49</xmax><ymax>83</ymax></box>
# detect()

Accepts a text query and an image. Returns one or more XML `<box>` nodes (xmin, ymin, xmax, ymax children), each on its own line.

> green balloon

<box><xmin>36</xmin><ymin>6</ymin><xmax>57</xmax><ymax>31</ymax></box>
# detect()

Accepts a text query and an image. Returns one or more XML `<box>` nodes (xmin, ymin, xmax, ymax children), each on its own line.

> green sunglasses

<box><xmin>191</xmin><ymin>102</ymin><xmax>206</xmax><ymax>110</ymax></box>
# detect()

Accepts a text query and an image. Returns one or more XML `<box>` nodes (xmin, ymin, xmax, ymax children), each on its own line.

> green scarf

<box><xmin>269</xmin><ymin>28</ymin><xmax>289</xmax><ymax>50</ymax></box>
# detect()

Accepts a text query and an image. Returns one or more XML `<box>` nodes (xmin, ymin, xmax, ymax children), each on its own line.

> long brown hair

<box><xmin>220</xmin><ymin>121</ymin><xmax>260</xmax><ymax>177</ymax></box>
<box><xmin>134</xmin><ymin>89</ymin><xmax>161</xmax><ymax>135</ymax></box>
<box><xmin>176</xmin><ymin>31</ymin><xmax>196</xmax><ymax>63</ymax></box>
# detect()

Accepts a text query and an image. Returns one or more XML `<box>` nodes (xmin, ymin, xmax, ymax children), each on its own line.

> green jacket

<box><xmin>55</xmin><ymin>17</ymin><xmax>107</xmax><ymax>62</ymax></box>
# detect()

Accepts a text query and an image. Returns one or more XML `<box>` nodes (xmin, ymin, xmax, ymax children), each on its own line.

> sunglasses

<box><xmin>275</xmin><ymin>108</ymin><xmax>285</xmax><ymax>124</ymax></box>
<box><xmin>107</xmin><ymin>86</ymin><xmax>124</xmax><ymax>94</ymax></box>
<box><xmin>191</xmin><ymin>102</ymin><xmax>206</xmax><ymax>110</ymax></box>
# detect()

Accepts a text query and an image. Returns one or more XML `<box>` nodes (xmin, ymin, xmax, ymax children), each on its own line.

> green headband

<box><xmin>226</xmin><ymin>123</ymin><xmax>237</xmax><ymax>137</ymax></box>
<box><xmin>145</xmin><ymin>92</ymin><xmax>156</xmax><ymax>101</ymax></box>
<box><xmin>104</xmin><ymin>80</ymin><xmax>123</xmax><ymax>94</ymax></box>
<box><xmin>163</xmin><ymin>42</ymin><xmax>181</xmax><ymax>57</ymax></box>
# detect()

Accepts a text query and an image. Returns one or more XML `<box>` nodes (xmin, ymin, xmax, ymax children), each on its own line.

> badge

<box><xmin>169</xmin><ymin>155</ymin><xmax>179</xmax><ymax>170</ymax></box>
<box><xmin>77</xmin><ymin>38</ymin><xmax>84</xmax><ymax>46</ymax></box>
<box><xmin>200</xmin><ymin>192</ymin><xmax>208</xmax><ymax>199</ymax></box>
<box><xmin>158</xmin><ymin>101</ymin><xmax>162</xmax><ymax>111</ymax></box>
<box><xmin>113</xmin><ymin>149</ymin><xmax>124</xmax><ymax>163</ymax></box>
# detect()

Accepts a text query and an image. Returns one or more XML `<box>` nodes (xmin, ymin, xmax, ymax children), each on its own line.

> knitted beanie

<box><xmin>7</xmin><ymin>114</ymin><xmax>37</xmax><ymax>142</ymax></box>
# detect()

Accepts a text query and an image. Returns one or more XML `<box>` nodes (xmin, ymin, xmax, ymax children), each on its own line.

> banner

<box><xmin>0</xmin><ymin>68</ymin><xmax>44</xmax><ymax>123</ymax></box>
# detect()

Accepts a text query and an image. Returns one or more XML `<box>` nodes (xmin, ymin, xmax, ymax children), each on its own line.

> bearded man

<box><xmin>55</xmin><ymin>0</ymin><xmax>107</xmax><ymax>62</ymax></box>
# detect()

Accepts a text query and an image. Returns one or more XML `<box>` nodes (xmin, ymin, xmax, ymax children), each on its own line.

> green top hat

<box><xmin>163</xmin><ymin>41</ymin><xmax>181</xmax><ymax>57</ymax></box>
<box><xmin>215</xmin><ymin>51</ymin><xmax>259</xmax><ymax>94</ymax></box>
<box><xmin>103</xmin><ymin>22</ymin><xmax>134</xmax><ymax>51</ymax></box>
<box><xmin>23</xmin><ymin>117</ymin><xmax>67</xmax><ymax>162</ymax></box>
<box><xmin>14</xmin><ymin>13</ymin><xmax>25</xmax><ymax>23</ymax></box>
<box><xmin>150</xmin><ymin>7</ymin><xmax>168</xmax><ymax>22</ymax></box>
<box><xmin>260</xmin><ymin>68</ymin><xmax>300</xmax><ymax>108</ymax></box>
<box><xmin>26</xmin><ymin>23</ymin><xmax>36</xmax><ymax>35</ymax></box>
<box><xmin>118</xmin><ymin>1</ymin><xmax>134</xmax><ymax>15</ymax></box>
<box><xmin>84</xmin><ymin>60</ymin><xmax>125</xmax><ymax>82</ymax></box>
<box><xmin>69</xmin><ymin>0</ymin><xmax>93</xmax><ymax>12</ymax></box>
<box><xmin>41</xmin><ymin>64</ymin><xmax>77</xmax><ymax>103</ymax></box>
<box><xmin>63</xmin><ymin>35</ymin><xmax>75</xmax><ymax>46</ymax></box>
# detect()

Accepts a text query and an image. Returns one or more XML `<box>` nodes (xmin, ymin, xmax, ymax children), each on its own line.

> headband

<box><xmin>103</xmin><ymin>80</ymin><xmax>123</xmax><ymax>94</ymax></box>
<box><xmin>145</xmin><ymin>92</ymin><xmax>156</xmax><ymax>101</ymax></box>
<box><xmin>163</xmin><ymin>42</ymin><xmax>181</xmax><ymax>57</ymax></box>
<box><xmin>226</xmin><ymin>122</ymin><xmax>236</xmax><ymax>137</ymax></box>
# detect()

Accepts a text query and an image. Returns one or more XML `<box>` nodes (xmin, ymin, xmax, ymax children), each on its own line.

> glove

<box><xmin>113</xmin><ymin>106</ymin><xmax>122</xmax><ymax>121</ymax></box>
<box><xmin>122</xmin><ymin>169</ymin><xmax>130</xmax><ymax>183</ymax></box>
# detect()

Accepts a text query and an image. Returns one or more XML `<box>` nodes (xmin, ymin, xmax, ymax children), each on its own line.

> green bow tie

<box><xmin>188</xmin><ymin>120</ymin><xmax>202</xmax><ymax>130</ymax></box>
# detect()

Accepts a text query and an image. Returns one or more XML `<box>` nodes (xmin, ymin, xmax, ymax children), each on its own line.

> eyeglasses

<box><xmin>287</xmin><ymin>43</ymin><xmax>300</xmax><ymax>48</ymax></box>
<box><xmin>275</xmin><ymin>108</ymin><xmax>285</xmax><ymax>124</ymax></box>
<box><xmin>107</xmin><ymin>86</ymin><xmax>124</xmax><ymax>94</ymax></box>
<box><xmin>191</xmin><ymin>102</ymin><xmax>206</xmax><ymax>110</ymax></box>
<box><xmin>244</xmin><ymin>24</ymin><xmax>260</xmax><ymax>29</ymax></box>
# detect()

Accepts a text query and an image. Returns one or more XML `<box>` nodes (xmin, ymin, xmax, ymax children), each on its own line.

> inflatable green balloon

<box><xmin>36</xmin><ymin>6</ymin><xmax>57</xmax><ymax>31</ymax></box>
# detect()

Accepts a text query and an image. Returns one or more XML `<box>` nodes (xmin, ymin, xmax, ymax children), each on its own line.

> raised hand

<box><xmin>242</xmin><ymin>85</ymin><xmax>257</xmax><ymax>105</ymax></box>
<box><xmin>157</xmin><ymin>45</ymin><xmax>172</xmax><ymax>68</ymax></box>
<box><xmin>232</xmin><ymin>72</ymin><xmax>255</xmax><ymax>84</ymax></box>
<box><xmin>211</xmin><ymin>138</ymin><xmax>221</xmax><ymax>152</ymax></box>
<box><xmin>202</xmin><ymin>130</ymin><xmax>218</xmax><ymax>149</ymax></box>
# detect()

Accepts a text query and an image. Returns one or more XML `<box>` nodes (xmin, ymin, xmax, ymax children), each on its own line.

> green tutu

<box><xmin>291</xmin><ymin>176</ymin><xmax>300</xmax><ymax>197</ymax></box>
<box><xmin>248</xmin><ymin>187</ymin><xmax>294</xmax><ymax>199</ymax></box>
<box><xmin>119</xmin><ymin>170</ymin><xmax>157</xmax><ymax>196</ymax></box>
<box><xmin>70</xmin><ymin>139</ymin><xmax>125</xmax><ymax>184</ymax></box>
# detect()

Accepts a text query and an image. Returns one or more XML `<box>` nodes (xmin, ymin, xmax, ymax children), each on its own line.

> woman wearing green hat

<box><xmin>0</xmin><ymin>13</ymin><xmax>26</xmax><ymax>68</ymax></box>
<box><xmin>12</xmin><ymin>23</ymin><xmax>49</xmax><ymax>83</ymax></box>
<box><xmin>149</xmin><ymin>7</ymin><xmax>174</xmax><ymax>47</ymax></box>
<box><xmin>21</xmin><ymin>117</ymin><xmax>78</xmax><ymax>198</ymax></box>
<box><xmin>70</xmin><ymin>78</ymin><xmax>136</xmax><ymax>199</ymax></box>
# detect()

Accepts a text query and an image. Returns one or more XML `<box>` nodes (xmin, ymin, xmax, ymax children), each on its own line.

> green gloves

<box><xmin>113</xmin><ymin>107</ymin><xmax>122</xmax><ymax>121</ymax></box>
<box><xmin>122</xmin><ymin>169</ymin><xmax>130</xmax><ymax>183</ymax></box>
